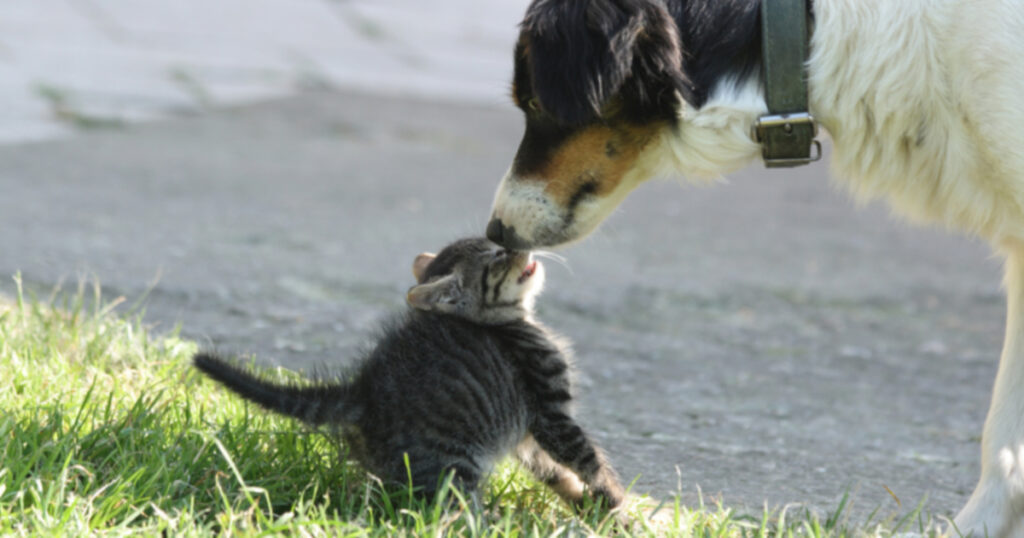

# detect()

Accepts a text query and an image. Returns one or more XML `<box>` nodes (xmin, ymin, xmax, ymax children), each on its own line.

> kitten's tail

<box><xmin>193</xmin><ymin>352</ymin><xmax>356</xmax><ymax>426</ymax></box>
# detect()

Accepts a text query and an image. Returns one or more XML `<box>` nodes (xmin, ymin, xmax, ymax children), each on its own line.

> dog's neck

<box><xmin>646</xmin><ymin>74</ymin><xmax>766</xmax><ymax>181</ymax></box>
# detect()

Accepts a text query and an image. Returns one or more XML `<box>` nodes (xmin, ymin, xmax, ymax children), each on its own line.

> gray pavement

<box><xmin>0</xmin><ymin>89</ymin><xmax>1002</xmax><ymax>522</ymax></box>
<box><xmin>0</xmin><ymin>0</ymin><xmax>528</xmax><ymax>144</ymax></box>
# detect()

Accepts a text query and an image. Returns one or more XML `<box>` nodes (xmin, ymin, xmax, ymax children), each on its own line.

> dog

<box><xmin>485</xmin><ymin>0</ymin><xmax>1024</xmax><ymax>535</ymax></box>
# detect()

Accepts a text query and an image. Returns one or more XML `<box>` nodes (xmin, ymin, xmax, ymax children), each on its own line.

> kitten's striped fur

<box><xmin>193</xmin><ymin>238</ymin><xmax>624</xmax><ymax>509</ymax></box>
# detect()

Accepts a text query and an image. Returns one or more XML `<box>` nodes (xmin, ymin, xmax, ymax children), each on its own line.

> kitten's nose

<box><xmin>486</xmin><ymin>218</ymin><xmax>530</xmax><ymax>250</ymax></box>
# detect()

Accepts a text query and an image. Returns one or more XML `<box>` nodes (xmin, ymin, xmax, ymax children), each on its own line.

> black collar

<box><xmin>753</xmin><ymin>0</ymin><xmax>821</xmax><ymax>167</ymax></box>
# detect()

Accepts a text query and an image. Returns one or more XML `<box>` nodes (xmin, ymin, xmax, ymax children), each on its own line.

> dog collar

<box><xmin>753</xmin><ymin>0</ymin><xmax>821</xmax><ymax>167</ymax></box>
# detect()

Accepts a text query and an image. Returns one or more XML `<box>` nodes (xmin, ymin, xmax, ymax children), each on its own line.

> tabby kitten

<box><xmin>193</xmin><ymin>237</ymin><xmax>624</xmax><ymax>509</ymax></box>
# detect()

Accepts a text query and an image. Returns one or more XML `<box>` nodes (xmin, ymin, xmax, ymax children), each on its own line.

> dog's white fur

<box><xmin>815</xmin><ymin>4</ymin><xmax>1024</xmax><ymax>533</ymax></box>
<box><xmin>491</xmin><ymin>0</ymin><xmax>1024</xmax><ymax>534</ymax></box>
<box><xmin>810</xmin><ymin>6</ymin><xmax>1024</xmax><ymax>533</ymax></box>
<box><xmin>680</xmin><ymin>2</ymin><xmax>1024</xmax><ymax>534</ymax></box>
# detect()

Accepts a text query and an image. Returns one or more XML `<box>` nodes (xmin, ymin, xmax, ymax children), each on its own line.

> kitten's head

<box><xmin>406</xmin><ymin>237</ymin><xmax>544</xmax><ymax>324</ymax></box>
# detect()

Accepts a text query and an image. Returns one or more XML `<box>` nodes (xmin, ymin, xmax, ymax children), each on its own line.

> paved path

<box><xmin>0</xmin><ymin>0</ymin><xmax>528</xmax><ymax>143</ymax></box>
<box><xmin>0</xmin><ymin>89</ymin><xmax>1001</xmax><ymax>522</ymax></box>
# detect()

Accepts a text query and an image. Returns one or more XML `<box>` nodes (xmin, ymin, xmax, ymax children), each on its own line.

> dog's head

<box><xmin>487</xmin><ymin>0</ymin><xmax>692</xmax><ymax>249</ymax></box>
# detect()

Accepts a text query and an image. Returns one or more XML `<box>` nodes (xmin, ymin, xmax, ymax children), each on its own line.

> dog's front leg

<box><xmin>957</xmin><ymin>244</ymin><xmax>1024</xmax><ymax>538</ymax></box>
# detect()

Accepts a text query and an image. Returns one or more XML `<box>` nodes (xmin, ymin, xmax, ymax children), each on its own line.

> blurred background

<box><xmin>0</xmin><ymin>0</ymin><xmax>527</xmax><ymax>143</ymax></box>
<box><xmin>0</xmin><ymin>0</ymin><xmax>1004</xmax><ymax>523</ymax></box>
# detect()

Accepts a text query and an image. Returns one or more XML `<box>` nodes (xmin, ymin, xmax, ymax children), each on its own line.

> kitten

<box><xmin>193</xmin><ymin>237</ymin><xmax>624</xmax><ymax>509</ymax></box>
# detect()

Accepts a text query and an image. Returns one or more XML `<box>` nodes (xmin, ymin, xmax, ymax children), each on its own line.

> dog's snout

<box><xmin>486</xmin><ymin>218</ymin><xmax>506</xmax><ymax>244</ymax></box>
<box><xmin>486</xmin><ymin>218</ymin><xmax>531</xmax><ymax>250</ymax></box>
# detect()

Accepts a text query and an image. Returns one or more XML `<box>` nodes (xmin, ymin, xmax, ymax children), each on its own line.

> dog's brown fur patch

<box><xmin>535</xmin><ymin>122</ymin><xmax>663</xmax><ymax>207</ymax></box>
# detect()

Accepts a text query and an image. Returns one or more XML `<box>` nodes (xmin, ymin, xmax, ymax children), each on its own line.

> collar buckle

<box><xmin>753</xmin><ymin>112</ymin><xmax>822</xmax><ymax>167</ymax></box>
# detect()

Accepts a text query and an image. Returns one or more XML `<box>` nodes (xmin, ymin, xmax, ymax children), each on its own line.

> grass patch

<box><xmin>0</xmin><ymin>274</ymin><xmax>948</xmax><ymax>536</ymax></box>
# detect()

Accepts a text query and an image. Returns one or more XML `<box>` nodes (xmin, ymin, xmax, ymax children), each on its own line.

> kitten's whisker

<box><xmin>532</xmin><ymin>250</ymin><xmax>567</xmax><ymax>263</ymax></box>
<box><xmin>533</xmin><ymin>250</ymin><xmax>573</xmax><ymax>275</ymax></box>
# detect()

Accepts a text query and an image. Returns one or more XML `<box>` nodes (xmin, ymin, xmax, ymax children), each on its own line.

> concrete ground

<box><xmin>0</xmin><ymin>0</ymin><xmax>527</xmax><ymax>143</ymax></box>
<box><xmin>0</xmin><ymin>89</ymin><xmax>1002</xmax><ymax>522</ymax></box>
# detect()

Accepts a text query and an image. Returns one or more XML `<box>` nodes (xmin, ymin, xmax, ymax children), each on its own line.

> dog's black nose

<box><xmin>486</xmin><ymin>218</ymin><xmax>530</xmax><ymax>250</ymax></box>
<box><xmin>486</xmin><ymin>218</ymin><xmax>506</xmax><ymax>244</ymax></box>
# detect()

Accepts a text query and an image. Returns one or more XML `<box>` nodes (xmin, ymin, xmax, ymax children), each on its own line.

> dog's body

<box><xmin>486</xmin><ymin>0</ymin><xmax>1024</xmax><ymax>535</ymax></box>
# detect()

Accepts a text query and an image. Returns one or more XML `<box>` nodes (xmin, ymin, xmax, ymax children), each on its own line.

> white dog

<box><xmin>485</xmin><ymin>1</ymin><xmax>1024</xmax><ymax>535</ymax></box>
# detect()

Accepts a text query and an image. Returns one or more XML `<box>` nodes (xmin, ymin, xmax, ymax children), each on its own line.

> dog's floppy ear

<box><xmin>411</xmin><ymin>252</ymin><xmax>436</xmax><ymax>282</ymax></box>
<box><xmin>522</xmin><ymin>0</ymin><xmax>694</xmax><ymax>124</ymax></box>
<box><xmin>406</xmin><ymin>275</ymin><xmax>460</xmax><ymax>312</ymax></box>
<box><xmin>619</xmin><ymin>1</ymin><xmax>695</xmax><ymax>121</ymax></box>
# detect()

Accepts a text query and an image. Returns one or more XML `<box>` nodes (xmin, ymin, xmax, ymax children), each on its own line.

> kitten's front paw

<box><xmin>589</xmin><ymin>482</ymin><xmax>625</xmax><ymax>510</ymax></box>
<box><xmin>569</xmin><ymin>484</ymin><xmax>623</xmax><ymax>514</ymax></box>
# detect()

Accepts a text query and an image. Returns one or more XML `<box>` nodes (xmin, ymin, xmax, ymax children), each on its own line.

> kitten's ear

<box><xmin>406</xmin><ymin>275</ymin><xmax>459</xmax><ymax>312</ymax></box>
<box><xmin>412</xmin><ymin>253</ymin><xmax>436</xmax><ymax>282</ymax></box>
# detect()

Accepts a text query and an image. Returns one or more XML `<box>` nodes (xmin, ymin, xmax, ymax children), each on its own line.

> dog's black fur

<box><xmin>516</xmin><ymin>0</ymin><xmax>761</xmax><ymax>125</ymax></box>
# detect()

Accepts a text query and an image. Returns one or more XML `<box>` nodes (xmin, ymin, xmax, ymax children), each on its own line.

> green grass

<box><xmin>0</xmin><ymin>274</ymin><xmax>948</xmax><ymax>536</ymax></box>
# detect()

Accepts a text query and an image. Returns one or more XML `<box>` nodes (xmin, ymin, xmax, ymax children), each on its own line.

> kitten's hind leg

<box><xmin>515</xmin><ymin>435</ymin><xmax>586</xmax><ymax>506</ymax></box>
<box><xmin>529</xmin><ymin>412</ymin><xmax>625</xmax><ymax>509</ymax></box>
<box><xmin>416</xmin><ymin>462</ymin><xmax>484</xmax><ymax>512</ymax></box>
